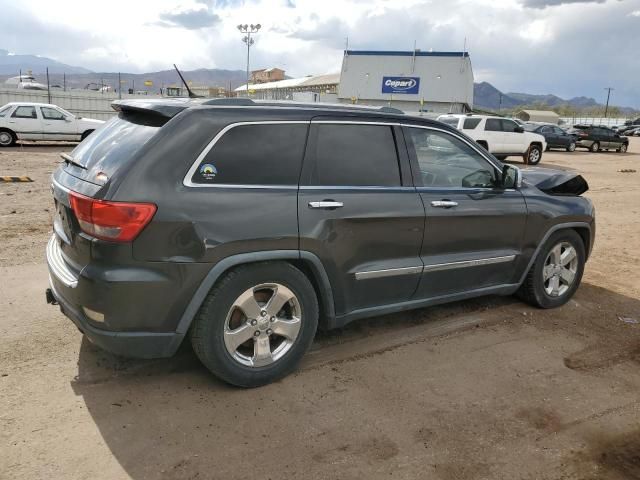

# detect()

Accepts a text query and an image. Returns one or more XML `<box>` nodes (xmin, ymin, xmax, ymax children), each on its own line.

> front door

<box><xmin>298</xmin><ymin>120</ymin><xmax>425</xmax><ymax>316</ymax></box>
<box><xmin>9</xmin><ymin>105</ymin><xmax>43</xmax><ymax>140</ymax></box>
<box><xmin>501</xmin><ymin>118</ymin><xmax>525</xmax><ymax>153</ymax></box>
<box><xmin>403</xmin><ymin>125</ymin><xmax>527</xmax><ymax>299</ymax></box>
<box><xmin>40</xmin><ymin>106</ymin><xmax>78</xmax><ymax>141</ymax></box>
<box><xmin>483</xmin><ymin>118</ymin><xmax>506</xmax><ymax>153</ymax></box>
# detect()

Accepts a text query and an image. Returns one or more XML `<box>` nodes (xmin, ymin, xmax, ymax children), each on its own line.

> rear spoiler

<box><xmin>111</xmin><ymin>99</ymin><xmax>202</xmax><ymax>119</ymax></box>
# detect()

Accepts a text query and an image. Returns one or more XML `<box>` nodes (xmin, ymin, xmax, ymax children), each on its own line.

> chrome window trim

<box><xmin>300</xmin><ymin>185</ymin><xmax>415</xmax><ymax>191</ymax></box>
<box><xmin>182</xmin><ymin>120</ymin><xmax>310</xmax><ymax>188</ymax></box>
<box><xmin>422</xmin><ymin>255</ymin><xmax>515</xmax><ymax>273</ymax></box>
<box><xmin>355</xmin><ymin>266</ymin><xmax>423</xmax><ymax>281</ymax></box>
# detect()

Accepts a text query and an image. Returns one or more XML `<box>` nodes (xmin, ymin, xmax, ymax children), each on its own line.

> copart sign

<box><xmin>381</xmin><ymin>77</ymin><xmax>420</xmax><ymax>94</ymax></box>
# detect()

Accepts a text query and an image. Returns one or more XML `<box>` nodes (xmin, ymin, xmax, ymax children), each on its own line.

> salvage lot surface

<box><xmin>1</xmin><ymin>139</ymin><xmax>640</xmax><ymax>480</ymax></box>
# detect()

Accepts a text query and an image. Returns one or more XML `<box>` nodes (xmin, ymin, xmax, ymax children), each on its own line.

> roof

<box><xmin>2</xmin><ymin>101</ymin><xmax>59</xmax><ymax>107</ymax></box>
<box><xmin>517</xmin><ymin>110</ymin><xmax>560</xmax><ymax>118</ymax></box>
<box><xmin>235</xmin><ymin>73</ymin><xmax>340</xmax><ymax>92</ymax></box>
<box><xmin>345</xmin><ymin>50</ymin><xmax>469</xmax><ymax>57</ymax></box>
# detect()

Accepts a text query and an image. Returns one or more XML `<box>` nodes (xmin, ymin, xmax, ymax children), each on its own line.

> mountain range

<box><xmin>0</xmin><ymin>50</ymin><xmax>636</xmax><ymax>113</ymax></box>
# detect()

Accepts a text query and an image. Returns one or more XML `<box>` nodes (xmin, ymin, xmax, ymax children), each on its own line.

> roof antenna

<box><xmin>173</xmin><ymin>64</ymin><xmax>201</xmax><ymax>98</ymax></box>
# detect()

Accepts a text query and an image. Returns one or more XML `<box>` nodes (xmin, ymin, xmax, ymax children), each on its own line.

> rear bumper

<box><xmin>46</xmin><ymin>235</ymin><xmax>189</xmax><ymax>359</ymax></box>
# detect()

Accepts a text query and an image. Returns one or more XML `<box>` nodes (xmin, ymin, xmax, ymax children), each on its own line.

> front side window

<box><xmin>502</xmin><ymin>120</ymin><xmax>520</xmax><ymax>132</ymax></box>
<box><xmin>407</xmin><ymin>128</ymin><xmax>497</xmax><ymax>189</ymax></box>
<box><xmin>192</xmin><ymin>123</ymin><xmax>308</xmax><ymax>185</ymax></box>
<box><xmin>540</xmin><ymin>126</ymin><xmax>552</xmax><ymax>134</ymax></box>
<box><xmin>485</xmin><ymin>118</ymin><xmax>501</xmax><ymax>131</ymax></box>
<box><xmin>41</xmin><ymin>107</ymin><xmax>65</xmax><ymax>120</ymax></box>
<box><xmin>12</xmin><ymin>106</ymin><xmax>36</xmax><ymax>119</ymax></box>
<box><xmin>308</xmin><ymin>124</ymin><xmax>401</xmax><ymax>187</ymax></box>
<box><xmin>0</xmin><ymin>106</ymin><xmax>12</xmax><ymax>117</ymax></box>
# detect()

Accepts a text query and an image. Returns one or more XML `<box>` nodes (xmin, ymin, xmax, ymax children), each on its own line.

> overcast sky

<box><xmin>1</xmin><ymin>0</ymin><xmax>639</xmax><ymax>107</ymax></box>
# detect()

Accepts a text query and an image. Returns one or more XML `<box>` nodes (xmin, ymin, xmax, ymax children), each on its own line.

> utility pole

<box><xmin>46</xmin><ymin>67</ymin><xmax>51</xmax><ymax>104</ymax></box>
<box><xmin>237</xmin><ymin>23</ymin><xmax>261</xmax><ymax>96</ymax></box>
<box><xmin>63</xmin><ymin>72</ymin><xmax>66</xmax><ymax>92</ymax></box>
<box><xmin>498</xmin><ymin>93</ymin><xmax>503</xmax><ymax>112</ymax></box>
<box><xmin>604</xmin><ymin>87</ymin><xmax>614</xmax><ymax>118</ymax></box>
<box><xmin>118</xmin><ymin>72</ymin><xmax>122</xmax><ymax>99</ymax></box>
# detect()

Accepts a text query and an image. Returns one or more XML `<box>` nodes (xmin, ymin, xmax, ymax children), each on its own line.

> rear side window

<box><xmin>462</xmin><ymin>118</ymin><xmax>481</xmax><ymax>129</ymax></box>
<box><xmin>192</xmin><ymin>124</ymin><xmax>308</xmax><ymax>186</ymax></box>
<box><xmin>12</xmin><ymin>106</ymin><xmax>36</xmax><ymax>118</ymax></box>
<box><xmin>485</xmin><ymin>119</ymin><xmax>501</xmax><ymax>131</ymax></box>
<box><xmin>308</xmin><ymin>124</ymin><xmax>401</xmax><ymax>187</ymax></box>
<box><xmin>41</xmin><ymin>107</ymin><xmax>65</xmax><ymax>120</ymax></box>
<box><xmin>501</xmin><ymin>120</ymin><xmax>519</xmax><ymax>132</ymax></box>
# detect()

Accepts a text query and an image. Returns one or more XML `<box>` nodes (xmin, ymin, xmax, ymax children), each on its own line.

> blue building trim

<box><xmin>345</xmin><ymin>50</ymin><xmax>469</xmax><ymax>57</ymax></box>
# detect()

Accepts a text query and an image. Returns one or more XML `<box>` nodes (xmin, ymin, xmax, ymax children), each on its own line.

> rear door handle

<box><xmin>431</xmin><ymin>200</ymin><xmax>458</xmax><ymax>208</ymax></box>
<box><xmin>308</xmin><ymin>200</ymin><xmax>344</xmax><ymax>209</ymax></box>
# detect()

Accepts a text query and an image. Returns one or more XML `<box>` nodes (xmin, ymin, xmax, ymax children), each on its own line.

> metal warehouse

<box><xmin>338</xmin><ymin>50</ymin><xmax>474</xmax><ymax>113</ymax></box>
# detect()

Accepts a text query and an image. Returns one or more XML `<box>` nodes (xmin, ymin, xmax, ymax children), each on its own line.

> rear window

<box><xmin>191</xmin><ymin>124</ymin><xmax>308</xmax><ymax>186</ymax></box>
<box><xmin>69</xmin><ymin>113</ymin><xmax>162</xmax><ymax>174</ymax></box>
<box><xmin>462</xmin><ymin>118</ymin><xmax>481</xmax><ymax>129</ymax></box>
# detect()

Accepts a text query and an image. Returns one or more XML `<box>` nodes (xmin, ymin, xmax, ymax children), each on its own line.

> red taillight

<box><xmin>69</xmin><ymin>192</ymin><xmax>156</xmax><ymax>242</ymax></box>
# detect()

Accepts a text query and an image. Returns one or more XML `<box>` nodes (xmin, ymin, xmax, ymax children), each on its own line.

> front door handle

<box><xmin>308</xmin><ymin>200</ymin><xmax>344</xmax><ymax>209</ymax></box>
<box><xmin>431</xmin><ymin>200</ymin><xmax>458</xmax><ymax>208</ymax></box>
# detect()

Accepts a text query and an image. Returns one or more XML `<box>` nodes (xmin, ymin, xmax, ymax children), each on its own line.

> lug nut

<box><xmin>260</xmin><ymin>310</ymin><xmax>267</xmax><ymax>317</ymax></box>
<box><xmin>254</xmin><ymin>330</ymin><xmax>260</xmax><ymax>337</ymax></box>
<box><xmin>266</xmin><ymin>329</ymin><xmax>273</xmax><ymax>335</ymax></box>
<box><xmin>270</xmin><ymin>316</ymin><xmax>276</xmax><ymax>322</ymax></box>
<box><xmin>251</xmin><ymin>319</ymin><xmax>257</xmax><ymax>326</ymax></box>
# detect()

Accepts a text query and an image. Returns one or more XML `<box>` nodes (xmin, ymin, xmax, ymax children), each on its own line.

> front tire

<box><xmin>566</xmin><ymin>142</ymin><xmax>576</xmax><ymax>152</ymax></box>
<box><xmin>0</xmin><ymin>129</ymin><xmax>16</xmax><ymax>147</ymax></box>
<box><xmin>590</xmin><ymin>141</ymin><xmax>600</xmax><ymax>152</ymax></box>
<box><xmin>190</xmin><ymin>262</ymin><xmax>319</xmax><ymax>387</ymax></box>
<box><xmin>517</xmin><ymin>230</ymin><xmax>585</xmax><ymax>309</ymax></box>
<box><xmin>525</xmin><ymin>144</ymin><xmax>542</xmax><ymax>165</ymax></box>
<box><xmin>617</xmin><ymin>143</ymin><xmax>628</xmax><ymax>153</ymax></box>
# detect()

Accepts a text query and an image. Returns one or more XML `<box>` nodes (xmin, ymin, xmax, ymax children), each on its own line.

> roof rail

<box><xmin>202</xmin><ymin>98</ymin><xmax>405</xmax><ymax>115</ymax></box>
<box><xmin>202</xmin><ymin>98</ymin><xmax>256</xmax><ymax>106</ymax></box>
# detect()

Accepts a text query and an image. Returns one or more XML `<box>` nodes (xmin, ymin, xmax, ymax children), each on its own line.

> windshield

<box><xmin>68</xmin><ymin>112</ymin><xmax>163</xmax><ymax>175</ymax></box>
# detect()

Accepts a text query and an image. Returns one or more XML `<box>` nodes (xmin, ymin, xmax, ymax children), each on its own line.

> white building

<box><xmin>338</xmin><ymin>50</ymin><xmax>474</xmax><ymax>113</ymax></box>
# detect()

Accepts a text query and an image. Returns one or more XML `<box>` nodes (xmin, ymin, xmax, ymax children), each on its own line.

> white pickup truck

<box><xmin>0</xmin><ymin>102</ymin><xmax>104</xmax><ymax>147</ymax></box>
<box><xmin>437</xmin><ymin>114</ymin><xmax>547</xmax><ymax>164</ymax></box>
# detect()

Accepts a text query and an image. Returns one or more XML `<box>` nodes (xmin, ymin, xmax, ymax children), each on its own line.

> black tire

<box><xmin>0</xmin><ymin>129</ymin><xmax>16</xmax><ymax>147</ymax></box>
<box><xmin>517</xmin><ymin>230</ymin><xmax>585</xmax><ymax>309</ymax></box>
<box><xmin>525</xmin><ymin>144</ymin><xmax>542</xmax><ymax>165</ymax></box>
<box><xmin>617</xmin><ymin>143</ymin><xmax>628</xmax><ymax>153</ymax></box>
<box><xmin>590</xmin><ymin>141</ymin><xmax>600</xmax><ymax>152</ymax></box>
<box><xmin>81</xmin><ymin>130</ymin><xmax>94</xmax><ymax>141</ymax></box>
<box><xmin>190</xmin><ymin>261</ymin><xmax>318</xmax><ymax>387</ymax></box>
<box><xmin>566</xmin><ymin>142</ymin><xmax>576</xmax><ymax>152</ymax></box>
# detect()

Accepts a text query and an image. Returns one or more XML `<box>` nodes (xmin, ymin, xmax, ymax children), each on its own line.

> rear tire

<box><xmin>190</xmin><ymin>262</ymin><xmax>318</xmax><ymax>387</ymax></box>
<box><xmin>525</xmin><ymin>144</ymin><xmax>542</xmax><ymax>165</ymax></box>
<box><xmin>617</xmin><ymin>143</ymin><xmax>628</xmax><ymax>153</ymax></box>
<box><xmin>0</xmin><ymin>129</ymin><xmax>16</xmax><ymax>147</ymax></box>
<box><xmin>517</xmin><ymin>230</ymin><xmax>585</xmax><ymax>309</ymax></box>
<box><xmin>80</xmin><ymin>130</ymin><xmax>94</xmax><ymax>141</ymax></box>
<box><xmin>590</xmin><ymin>141</ymin><xmax>600</xmax><ymax>152</ymax></box>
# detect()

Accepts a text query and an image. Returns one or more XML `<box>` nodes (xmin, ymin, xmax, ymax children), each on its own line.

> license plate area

<box><xmin>54</xmin><ymin>199</ymin><xmax>74</xmax><ymax>244</ymax></box>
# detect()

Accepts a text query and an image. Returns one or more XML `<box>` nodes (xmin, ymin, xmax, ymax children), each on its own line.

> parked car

<box><xmin>568</xmin><ymin>124</ymin><xmax>629</xmax><ymax>152</ymax></box>
<box><xmin>46</xmin><ymin>99</ymin><xmax>595</xmax><ymax>387</ymax></box>
<box><xmin>629</xmin><ymin>127</ymin><xmax>640</xmax><ymax>137</ymax></box>
<box><xmin>437</xmin><ymin>114</ymin><xmax>547</xmax><ymax>164</ymax></box>
<box><xmin>614</xmin><ymin>124</ymin><xmax>638</xmax><ymax>135</ymax></box>
<box><xmin>524</xmin><ymin>123</ymin><xmax>576</xmax><ymax>152</ymax></box>
<box><xmin>0</xmin><ymin>102</ymin><xmax>104</xmax><ymax>147</ymax></box>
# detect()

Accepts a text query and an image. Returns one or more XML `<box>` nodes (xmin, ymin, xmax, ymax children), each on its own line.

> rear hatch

<box><xmin>52</xmin><ymin>108</ymin><xmax>168</xmax><ymax>269</ymax></box>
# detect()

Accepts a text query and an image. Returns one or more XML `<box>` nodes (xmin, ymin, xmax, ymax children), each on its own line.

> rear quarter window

<box><xmin>462</xmin><ymin>118</ymin><xmax>481</xmax><ymax>129</ymax></box>
<box><xmin>191</xmin><ymin>123</ymin><xmax>308</xmax><ymax>186</ymax></box>
<box><xmin>438</xmin><ymin>117</ymin><xmax>460</xmax><ymax>128</ymax></box>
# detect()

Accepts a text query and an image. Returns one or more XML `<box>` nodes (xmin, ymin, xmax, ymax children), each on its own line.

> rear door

<box><xmin>483</xmin><ymin>118</ymin><xmax>505</xmax><ymax>152</ymax></box>
<box><xmin>9</xmin><ymin>105</ymin><xmax>43</xmax><ymax>140</ymax></box>
<box><xmin>403</xmin><ymin>125</ymin><xmax>527</xmax><ymax>299</ymax></box>
<box><xmin>298</xmin><ymin>119</ymin><xmax>425</xmax><ymax>316</ymax></box>
<box><xmin>40</xmin><ymin>106</ymin><xmax>78</xmax><ymax>141</ymax></box>
<box><xmin>501</xmin><ymin>119</ymin><xmax>525</xmax><ymax>153</ymax></box>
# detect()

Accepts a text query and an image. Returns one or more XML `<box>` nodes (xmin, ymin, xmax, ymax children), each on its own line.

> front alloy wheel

<box><xmin>567</xmin><ymin>142</ymin><xmax>576</xmax><ymax>152</ymax></box>
<box><xmin>542</xmin><ymin>242</ymin><xmax>578</xmax><ymax>297</ymax></box>
<box><xmin>224</xmin><ymin>283</ymin><xmax>301</xmax><ymax>367</ymax></box>
<box><xmin>617</xmin><ymin>144</ymin><xmax>628</xmax><ymax>153</ymax></box>
<box><xmin>0</xmin><ymin>130</ymin><xmax>15</xmax><ymax>147</ymax></box>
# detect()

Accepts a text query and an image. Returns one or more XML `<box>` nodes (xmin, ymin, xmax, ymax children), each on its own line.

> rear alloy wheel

<box><xmin>0</xmin><ymin>130</ymin><xmax>16</xmax><ymax>147</ymax></box>
<box><xmin>517</xmin><ymin>230</ymin><xmax>585</xmax><ymax>308</ymax></box>
<box><xmin>190</xmin><ymin>262</ymin><xmax>318</xmax><ymax>387</ymax></box>
<box><xmin>590</xmin><ymin>141</ymin><xmax>600</xmax><ymax>152</ymax></box>
<box><xmin>617</xmin><ymin>143</ymin><xmax>628</xmax><ymax>153</ymax></box>
<box><xmin>566</xmin><ymin>142</ymin><xmax>576</xmax><ymax>152</ymax></box>
<box><xmin>526</xmin><ymin>145</ymin><xmax>542</xmax><ymax>165</ymax></box>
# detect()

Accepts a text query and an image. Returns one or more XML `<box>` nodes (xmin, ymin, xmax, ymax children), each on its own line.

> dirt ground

<box><xmin>1</xmin><ymin>139</ymin><xmax>640</xmax><ymax>480</ymax></box>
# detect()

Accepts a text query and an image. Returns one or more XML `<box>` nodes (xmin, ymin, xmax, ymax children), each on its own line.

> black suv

<box><xmin>47</xmin><ymin>99</ymin><xmax>595</xmax><ymax>387</ymax></box>
<box><xmin>569</xmin><ymin>124</ymin><xmax>629</xmax><ymax>153</ymax></box>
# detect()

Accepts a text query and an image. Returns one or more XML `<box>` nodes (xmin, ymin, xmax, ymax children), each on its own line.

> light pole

<box><xmin>238</xmin><ymin>23</ymin><xmax>261</xmax><ymax>96</ymax></box>
<box><xmin>604</xmin><ymin>87</ymin><xmax>614</xmax><ymax>118</ymax></box>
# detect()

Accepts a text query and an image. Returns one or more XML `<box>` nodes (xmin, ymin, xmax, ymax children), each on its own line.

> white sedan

<box><xmin>0</xmin><ymin>102</ymin><xmax>104</xmax><ymax>147</ymax></box>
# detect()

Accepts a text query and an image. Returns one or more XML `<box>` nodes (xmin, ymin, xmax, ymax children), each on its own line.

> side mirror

<box><xmin>501</xmin><ymin>164</ymin><xmax>521</xmax><ymax>189</ymax></box>
<box><xmin>514</xmin><ymin>126</ymin><xmax>524</xmax><ymax>133</ymax></box>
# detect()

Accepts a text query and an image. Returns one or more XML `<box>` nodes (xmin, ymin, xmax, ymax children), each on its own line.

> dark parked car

<box><xmin>46</xmin><ymin>99</ymin><xmax>595</xmax><ymax>387</ymax></box>
<box><xmin>568</xmin><ymin>125</ymin><xmax>629</xmax><ymax>152</ymax></box>
<box><xmin>524</xmin><ymin>123</ymin><xmax>576</xmax><ymax>152</ymax></box>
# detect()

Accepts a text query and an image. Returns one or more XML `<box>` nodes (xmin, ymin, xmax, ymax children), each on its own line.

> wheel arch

<box><xmin>0</xmin><ymin>127</ymin><xmax>17</xmax><ymax>145</ymax></box>
<box><xmin>175</xmin><ymin>250</ymin><xmax>336</xmax><ymax>336</ymax></box>
<box><xmin>517</xmin><ymin>222</ymin><xmax>593</xmax><ymax>286</ymax></box>
<box><xmin>81</xmin><ymin>129</ymin><xmax>95</xmax><ymax>140</ymax></box>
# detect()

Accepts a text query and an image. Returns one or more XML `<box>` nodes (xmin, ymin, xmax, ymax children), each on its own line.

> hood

<box><xmin>521</xmin><ymin>167</ymin><xmax>589</xmax><ymax>196</ymax></box>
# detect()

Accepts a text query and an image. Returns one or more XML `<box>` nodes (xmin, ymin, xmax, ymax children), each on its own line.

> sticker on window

<box><xmin>199</xmin><ymin>163</ymin><xmax>217</xmax><ymax>181</ymax></box>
